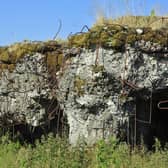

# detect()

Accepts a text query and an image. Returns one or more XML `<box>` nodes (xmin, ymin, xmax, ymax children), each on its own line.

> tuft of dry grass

<box><xmin>94</xmin><ymin>15</ymin><xmax>168</xmax><ymax>30</ymax></box>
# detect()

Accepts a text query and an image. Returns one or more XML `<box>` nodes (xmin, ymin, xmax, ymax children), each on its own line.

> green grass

<box><xmin>0</xmin><ymin>134</ymin><xmax>168</xmax><ymax>168</ymax></box>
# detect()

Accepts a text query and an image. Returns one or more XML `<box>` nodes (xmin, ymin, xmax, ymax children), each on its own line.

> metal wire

<box><xmin>158</xmin><ymin>100</ymin><xmax>168</xmax><ymax>110</ymax></box>
<box><xmin>1</xmin><ymin>21</ymin><xmax>168</xmax><ymax>141</ymax></box>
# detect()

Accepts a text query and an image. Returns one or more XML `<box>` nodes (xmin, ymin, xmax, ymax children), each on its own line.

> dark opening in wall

<box><xmin>0</xmin><ymin>105</ymin><xmax>69</xmax><ymax>144</ymax></box>
<box><xmin>135</xmin><ymin>87</ymin><xmax>168</xmax><ymax>149</ymax></box>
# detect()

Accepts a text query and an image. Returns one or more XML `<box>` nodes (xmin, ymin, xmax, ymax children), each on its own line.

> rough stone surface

<box><xmin>0</xmin><ymin>53</ymin><xmax>54</xmax><ymax>127</ymax></box>
<box><xmin>0</xmin><ymin>39</ymin><xmax>168</xmax><ymax>144</ymax></box>
<box><xmin>57</xmin><ymin>42</ymin><xmax>168</xmax><ymax>144</ymax></box>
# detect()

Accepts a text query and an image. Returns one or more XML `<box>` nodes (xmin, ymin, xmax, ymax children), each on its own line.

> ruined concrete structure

<box><xmin>57</xmin><ymin>44</ymin><xmax>168</xmax><ymax>148</ymax></box>
<box><xmin>0</xmin><ymin>24</ymin><xmax>168</xmax><ymax>147</ymax></box>
<box><xmin>0</xmin><ymin>42</ymin><xmax>68</xmax><ymax>142</ymax></box>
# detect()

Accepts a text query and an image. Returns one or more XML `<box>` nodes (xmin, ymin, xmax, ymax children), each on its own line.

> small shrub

<box><xmin>0</xmin><ymin>134</ymin><xmax>167</xmax><ymax>167</ymax></box>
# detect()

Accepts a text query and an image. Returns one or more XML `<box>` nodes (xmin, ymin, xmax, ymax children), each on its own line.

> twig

<box><xmin>53</xmin><ymin>19</ymin><xmax>62</xmax><ymax>40</ymax></box>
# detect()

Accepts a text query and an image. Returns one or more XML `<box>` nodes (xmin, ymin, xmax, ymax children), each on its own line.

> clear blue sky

<box><xmin>0</xmin><ymin>0</ymin><xmax>168</xmax><ymax>46</ymax></box>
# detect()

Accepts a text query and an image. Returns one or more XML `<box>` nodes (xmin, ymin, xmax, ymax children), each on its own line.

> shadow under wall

<box><xmin>0</xmin><ymin>109</ymin><xmax>69</xmax><ymax>144</ymax></box>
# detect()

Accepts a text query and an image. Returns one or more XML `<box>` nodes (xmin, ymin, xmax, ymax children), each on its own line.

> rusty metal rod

<box><xmin>158</xmin><ymin>100</ymin><xmax>168</xmax><ymax>110</ymax></box>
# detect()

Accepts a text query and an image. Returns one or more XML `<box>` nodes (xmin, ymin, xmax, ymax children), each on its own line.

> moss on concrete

<box><xmin>68</xmin><ymin>23</ymin><xmax>168</xmax><ymax>49</ymax></box>
<box><xmin>0</xmin><ymin>40</ymin><xmax>63</xmax><ymax>73</ymax></box>
<box><xmin>92</xmin><ymin>65</ymin><xmax>104</xmax><ymax>73</ymax></box>
<box><xmin>46</xmin><ymin>52</ymin><xmax>63</xmax><ymax>72</ymax></box>
<box><xmin>141</xmin><ymin>30</ymin><xmax>167</xmax><ymax>45</ymax></box>
<box><xmin>1</xmin><ymin>22</ymin><xmax>168</xmax><ymax>74</ymax></box>
<box><xmin>74</xmin><ymin>76</ymin><xmax>86</xmax><ymax>96</ymax></box>
<box><xmin>0</xmin><ymin>64</ymin><xmax>15</xmax><ymax>75</ymax></box>
<box><xmin>68</xmin><ymin>33</ymin><xmax>90</xmax><ymax>48</ymax></box>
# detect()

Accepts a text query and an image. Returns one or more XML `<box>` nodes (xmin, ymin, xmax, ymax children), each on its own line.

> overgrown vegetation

<box><xmin>1</xmin><ymin>15</ymin><xmax>168</xmax><ymax>74</ymax></box>
<box><xmin>68</xmin><ymin>19</ymin><xmax>168</xmax><ymax>49</ymax></box>
<box><xmin>0</xmin><ymin>40</ymin><xmax>64</xmax><ymax>73</ymax></box>
<box><xmin>0</xmin><ymin>134</ymin><xmax>168</xmax><ymax>168</ymax></box>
